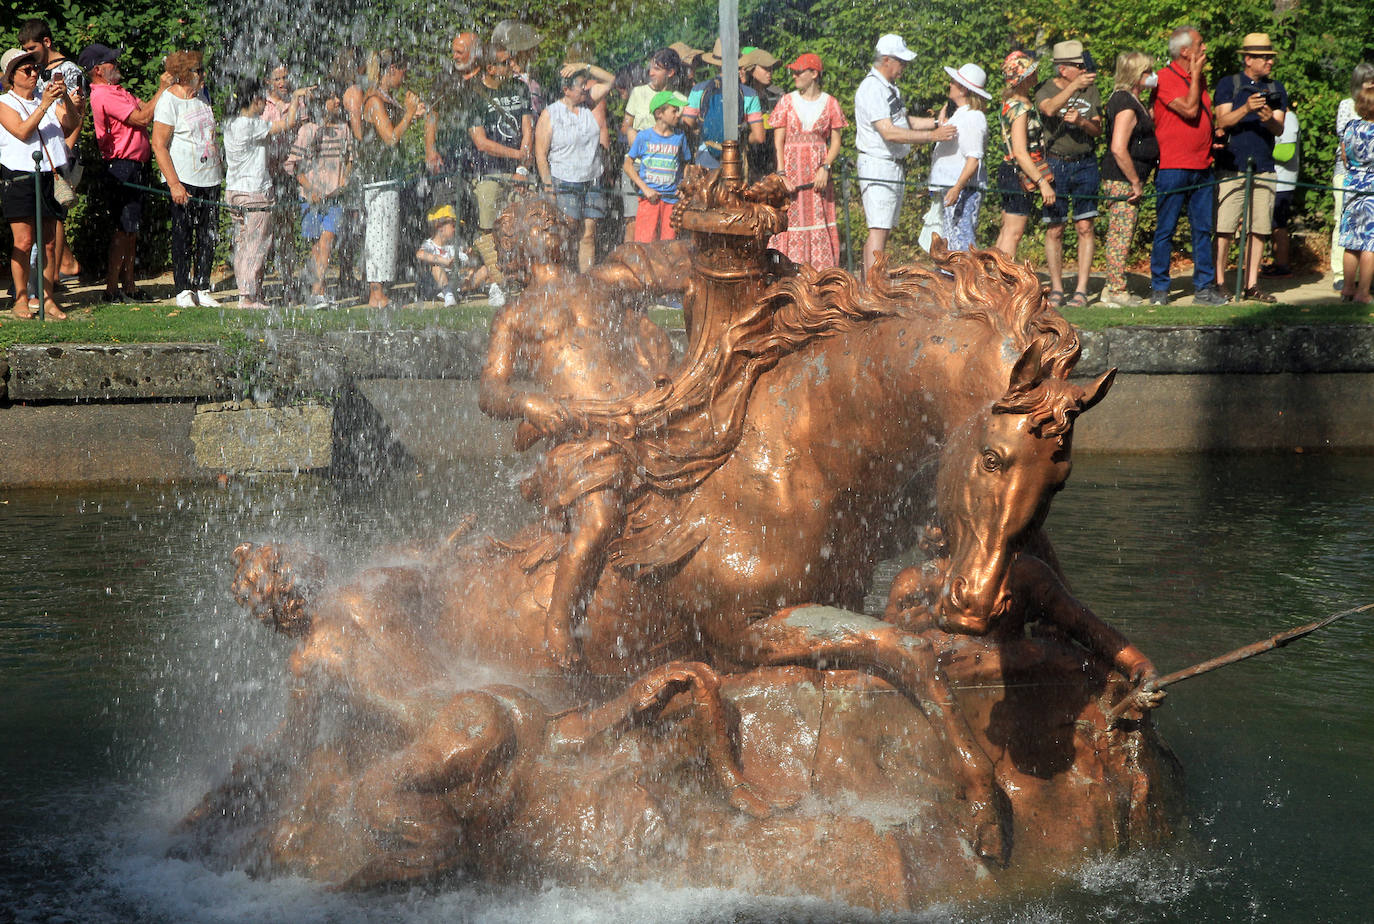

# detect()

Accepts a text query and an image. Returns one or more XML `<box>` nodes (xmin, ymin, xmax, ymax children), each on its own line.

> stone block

<box><xmin>7</xmin><ymin>343</ymin><xmax>235</xmax><ymax>401</ymax></box>
<box><xmin>190</xmin><ymin>401</ymin><xmax>334</xmax><ymax>473</ymax></box>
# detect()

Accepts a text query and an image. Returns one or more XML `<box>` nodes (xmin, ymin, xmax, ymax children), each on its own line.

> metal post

<box><xmin>1236</xmin><ymin>161</ymin><xmax>1254</xmax><ymax>302</ymax></box>
<box><xmin>719</xmin><ymin>0</ymin><xmax>739</xmax><ymax>144</ymax></box>
<box><xmin>32</xmin><ymin>150</ymin><xmax>44</xmax><ymax>322</ymax></box>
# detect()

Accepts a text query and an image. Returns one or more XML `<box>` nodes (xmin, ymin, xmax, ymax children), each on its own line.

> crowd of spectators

<box><xmin>2</xmin><ymin>17</ymin><xmax>1371</xmax><ymax>316</ymax></box>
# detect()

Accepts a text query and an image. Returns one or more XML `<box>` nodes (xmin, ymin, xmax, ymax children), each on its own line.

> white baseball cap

<box><xmin>943</xmin><ymin>63</ymin><xmax>991</xmax><ymax>99</ymax></box>
<box><xmin>875</xmin><ymin>34</ymin><xmax>916</xmax><ymax>62</ymax></box>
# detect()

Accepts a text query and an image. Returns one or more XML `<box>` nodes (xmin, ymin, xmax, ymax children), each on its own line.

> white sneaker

<box><xmin>487</xmin><ymin>283</ymin><xmax>506</xmax><ymax>308</ymax></box>
<box><xmin>441</xmin><ymin>290</ymin><xmax>457</xmax><ymax>307</ymax></box>
<box><xmin>174</xmin><ymin>289</ymin><xmax>197</xmax><ymax>308</ymax></box>
<box><xmin>196</xmin><ymin>289</ymin><xmax>221</xmax><ymax>307</ymax></box>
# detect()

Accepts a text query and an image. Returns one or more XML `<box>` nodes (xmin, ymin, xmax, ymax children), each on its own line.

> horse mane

<box><xmin>607</xmin><ymin>243</ymin><xmax>1081</xmax><ymax>577</ymax></box>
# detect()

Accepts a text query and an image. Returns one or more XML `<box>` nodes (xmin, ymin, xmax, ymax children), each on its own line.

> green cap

<box><xmin>650</xmin><ymin>90</ymin><xmax>688</xmax><ymax>114</ymax></box>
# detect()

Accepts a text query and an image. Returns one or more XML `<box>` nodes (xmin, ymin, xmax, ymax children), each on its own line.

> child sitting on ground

<box><xmin>623</xmin><ymin>90</ymin><xmax>691</xmax><ymax>242</ymax></box>
<box><xmin>416</xmin><ymin>205</ymin><xmax>485</xmax><ymax>306</ymax></box>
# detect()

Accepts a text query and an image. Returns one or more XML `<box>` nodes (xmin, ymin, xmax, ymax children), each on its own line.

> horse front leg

<box><xmin>550</xmin><ymin>660</ymin><xmax>777</xmax><ymax>818</ymax></box>
<box><xmin>734</xmin><ymin>605</ymin><xmax>1010</xmax><ymax>866</ymax></box>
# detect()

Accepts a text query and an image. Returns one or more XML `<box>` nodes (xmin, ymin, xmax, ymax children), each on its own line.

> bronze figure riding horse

<box><xmin>222</xmin><ymin>243</ymin><xmax>1148</xmax><ymax>878</ymax></box>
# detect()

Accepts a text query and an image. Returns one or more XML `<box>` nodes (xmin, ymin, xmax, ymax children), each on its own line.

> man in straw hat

<box><xmin>854</xmin><ymin>33</ymin><xmax>956</xmax><ymax>278</ymax></box>
<box><xmin>1212</xmin><ymin>31</ymin><xmax>1289</xmax><ymax>303</ymax></box>
<box><xmin>681</xmin><ymin>38</ymin><xmax>767</xmax><ymax>170</ymax></box>
<box><xmin>1034</xmin><ymin>40</ymin><xmax>1103</xmax><ymax>307</ymax></box>
<box><xmin>1149</xmin><ymin>24</ymin><xmax>1230</xmax><ymax>306</ymax></box>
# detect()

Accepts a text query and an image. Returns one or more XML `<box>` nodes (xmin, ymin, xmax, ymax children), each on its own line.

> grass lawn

<box><xmin>2</xmin><ymin>289</ymin><xmax>1368</xmax><ymax>349</ymax></box>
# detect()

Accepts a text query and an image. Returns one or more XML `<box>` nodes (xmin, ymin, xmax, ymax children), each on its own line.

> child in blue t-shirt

<box><xmin>623</xmin><ymin>90</ymin><xmax>690</xmax><ymax>242</ymax></box>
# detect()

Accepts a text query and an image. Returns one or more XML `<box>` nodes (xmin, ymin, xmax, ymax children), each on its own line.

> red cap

<box><xmin>788</xmin><ymin>52</ymin><xmax>823</xmax><ymax>74</ymax></box>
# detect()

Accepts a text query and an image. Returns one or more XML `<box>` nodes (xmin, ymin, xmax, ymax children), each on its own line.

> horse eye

<box><xmin>980</xmin><ymin>450</ymin><xmax>1002</xmax><ymax>472</ymax></box>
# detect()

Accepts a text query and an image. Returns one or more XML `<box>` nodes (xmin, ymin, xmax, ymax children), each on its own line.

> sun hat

<box><xmin>875</xmin><ymin>34</ymin><xmax>916</xmax><ymax>63</ymax></box>
<box><xmin>1240</xmin><ymin>33</ymin><xmax>1277</xmax><ymax>56</ymax></box>
<box><xmin>1051</xmin><ymin>41</ymin><xmax>1085</xmax><ymax>65</ymax></box>
<box><xmin>943</xmin><ymin>63</ymin><xmax>991</xmax><ymax>99</ymax></box>
<box><xmin>1001</xmin><ymin>50</ymin><xmax>1039</xmax><ymax>83</ymax></box>
<box><xmin>740</xmin><ymin>47</ymin><xmax>779</xmax><ymax>70</ymax></box>
<box><xmin>649</xmin><ymin>89</ymin><xmax>688</xmax><ymax>114</ymax></box>
<box><xmin>788</xmin><ymin>53</ymin><xmax>823</xmax><ymax>74</ymax></box>
<box><xmin>77</xmin><ymin>43</ymin><xmax>121</xmax><ymax>72</ymax></box>
<box><xmin>669</xmin><ymin>42</ymin><xmax>704</xmax><ymax>67</ymax></box>
<box><xmin>2</xmin><ymin>47</ymin><xmax>40</xmax><ymax>83</ymax></box>
<box><xmin>492</xmin><ymin>20</ymin><xmax>543</xmax><ymax>53</ymax></box>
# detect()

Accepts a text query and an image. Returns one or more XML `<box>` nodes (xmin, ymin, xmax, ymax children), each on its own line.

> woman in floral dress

<box><xmin>768</xmin><ymin>53</ymin><xmax>847</xmax><ymax>268</ymax></box>
<box><xmin>1338</xmin><ymin>86</ymin><xmax>1374</xmax><ymax>303</ymax></box>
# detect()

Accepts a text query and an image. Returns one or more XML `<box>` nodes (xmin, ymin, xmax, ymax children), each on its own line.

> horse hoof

<box><xmin>969</xmin><ymin>799</ymin><xmax>1011</xmax><ymax>867</ymax></box>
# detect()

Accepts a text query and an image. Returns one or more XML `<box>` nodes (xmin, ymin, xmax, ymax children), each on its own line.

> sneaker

<box><xmin>196</xmin><ymin>289</ymin><xmax>221</xmax><ymax>307</ymax></box>
<box><xmin>122</xmin><ymin>287</ymin><xmax>156</xmax><ymax>303</ymax></box>
<box><xmin>305</xmin><ymin>293</ymin><xmax>333</xmax><ymax>310</ymax></box>
<box><xmin>1193</xmin><ymin>285</ymin><xmax>1232</xmax><ymax>306</ymax></box>
<box><xmin>1149</xmin><ymin>290</ymin><xmax>1170</xmax><ymax>306</ymax></box>
<box><xmin>174</xmin><ymin>289</ymin><xmax>198</xmax><ymax>308</ymax></box>
<box><xmin>441</xmin><ymin>290</ymin><xmax>457</xmax><ymax>308</ymax></box>
<box><xmin>487</xmin><ymin>282</ymin><xmax>506</xmax><ymax>308</ymax></box>
<box><xmin>1260</xmin><ymin>264</ymin><xmax>1291</xmax><ymax>278</ymax></box>
<box><xmin>1333</xmin><ymin>278</ymin><xmax>1345</xmax><ymax>292</ymax></box>
<box><xmin>1100</xmin><ymin>288</ymin><xmax>1145</xmax><ymax>307</ymax></box>
<box><xmin>100</xmin><ymin>289</ymin><xmax>127</xmax><ymax>304</ymax></box>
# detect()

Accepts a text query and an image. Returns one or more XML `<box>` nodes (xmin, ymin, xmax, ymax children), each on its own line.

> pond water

<box><xmin>2</xmin><ymin>453</ymin><xmax>1371</xmax><ymax>923</ymax></box>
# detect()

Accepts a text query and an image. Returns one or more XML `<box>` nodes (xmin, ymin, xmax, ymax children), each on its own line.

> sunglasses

<box><xmin>14</xmin><ymin>63</ymin><xmax>39</xmax><ymax>75</ymax></box>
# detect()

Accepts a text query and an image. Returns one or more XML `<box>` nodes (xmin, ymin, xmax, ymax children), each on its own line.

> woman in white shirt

<box><xmin>0</xmin><ymin>46</ymin><xmax>83</xmax><ymax>319</ymax></box>
<box><xmin>928</xmin><ymin>63</ymin><xmax>990</xmax><ymax>252</ymax></box>
<box><xmin>151</xmin><ymin>50</ymin><xmax>224</xmax><ymax>308</ymax></box>
<box><xmin>222</xmin><ymin>76</ymin><xmax>306</xmax><ymax>308</ymax></box>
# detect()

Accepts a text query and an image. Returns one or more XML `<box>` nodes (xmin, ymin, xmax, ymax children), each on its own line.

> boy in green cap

<box><xmin>623</xmin><ymin>90</ymin><xmax>690</xmax><ymax>241</ymax></box>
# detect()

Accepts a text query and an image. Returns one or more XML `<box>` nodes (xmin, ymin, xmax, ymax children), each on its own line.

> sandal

<box><xmin>1046</xmin><ymin>291</ymin><xmax>1065</xmax><ymax>308</ymax></box>
<box><xmin>1242</xmin><ymin>286</ymin><xmax>1277</xmax><ymax>304</ymax></box>
<box><xmin>1066</xmin><ymin>291</ymin><xmax>1090</xmax><ymax>308</ymax></box>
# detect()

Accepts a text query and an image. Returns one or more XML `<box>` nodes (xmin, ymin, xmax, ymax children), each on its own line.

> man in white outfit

<box><xmin>853</xmin><ymin>33</ymin><xmax>956</xmax><ymax>279</ymax></box>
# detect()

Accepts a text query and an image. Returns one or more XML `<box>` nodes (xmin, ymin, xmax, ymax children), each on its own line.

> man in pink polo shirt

<box><xmin>1148</xmin><ymin>25</ymin><xmax>1230</xmax><ymax>306</ymax></box>
<box><xmin>79</xmin><ymin>43</ymin><xmax>171</xmax><ymax>303</ymax></box>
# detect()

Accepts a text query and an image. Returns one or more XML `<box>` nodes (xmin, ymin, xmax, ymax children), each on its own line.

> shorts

<box><xmin>858</xmin><ymin>154</ymin><xmax>904</xmax><ymax>230</ymax></box>
<box><xmin>1215</xmin><ymin>171</ymin><xmax>1277</xmax><ymax>237</ymax></box>
<box><xmin>553</xmin><ymin>178</ymin><xmax>608</xmax><ymax>220</ymax></box>
<box><xmin>300</xmin><ymin>199</ymin><xmax>344</xmax><ymax>239</ymax></box>
<box><xmin>475</xmin><ymin>175</ymin><xmax>520</xmax><ymax>230</ymax></box>
<box><xmin>619</xmin><ymin>171</ymin><xmax>639</xmax><ymax>218</ymax></box>
<box><xmin>0</xmin><ymin>166</ymin><xmax>66</xmax><ymax>221</ymax></box>
<box><xmin>1273</xmin><ymin>189</ymin><xmax>1301</xmax><ymax>230</ymax></box>
<box><xmin>101</xmin><ymin>158</ymin><xmax>148</xmax><ymax>233</ymax></box>
<box><xmin>1043</xmin><ymin>156</ymin><xmax>1100</xmax><ymax>224</ymax></box>
<box><xmin>997</xmin><ymin>162</ymin><xmax>1036</xmax><ymax>217</ymax></box>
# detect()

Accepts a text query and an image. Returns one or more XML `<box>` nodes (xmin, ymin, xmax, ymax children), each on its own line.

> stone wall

<box><xmin>3</xmin><ymin>324</ymin><xmax>1372</xmax><ymax>486</ymax></box>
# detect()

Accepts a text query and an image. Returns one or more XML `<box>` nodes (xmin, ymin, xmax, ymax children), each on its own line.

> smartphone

<box><xmin>1081</xmin><ymin>50</ymin><xmax>1098</xmax><ymax>75</ymax></box>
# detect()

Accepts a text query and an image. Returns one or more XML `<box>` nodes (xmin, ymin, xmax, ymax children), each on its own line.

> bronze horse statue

<box><xmin>205</xmin><ymin>240</ymin><xmax>1163</xmax><ymax>894</ymax></box>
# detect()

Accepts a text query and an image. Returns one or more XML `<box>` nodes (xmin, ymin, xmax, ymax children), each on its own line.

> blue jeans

<box><xmin>1151</xmin><ymin>167</ymin><xmax>1216</xmax><ymax>292</ymax></box>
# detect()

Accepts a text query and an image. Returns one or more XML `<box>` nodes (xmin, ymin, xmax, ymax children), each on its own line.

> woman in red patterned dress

<box><xmin>768</xmin><ymin>53</ymin><xmax>848</xmax><ymax>268</ymax></box>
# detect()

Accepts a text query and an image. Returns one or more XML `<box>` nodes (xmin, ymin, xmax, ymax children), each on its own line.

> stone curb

<box><xmin>5</xmin><ymin>324</ymin><xmax>1374</xmax><ymax>403</ymax></box>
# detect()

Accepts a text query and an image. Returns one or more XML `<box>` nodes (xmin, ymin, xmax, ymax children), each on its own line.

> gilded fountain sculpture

<box><xmin>179</xmin><ymin>143</ymin><xmax>1182</xmax><ymax>909</ymax></box>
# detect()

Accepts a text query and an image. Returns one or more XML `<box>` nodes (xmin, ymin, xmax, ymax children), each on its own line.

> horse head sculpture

<box><xmin>935</xmin><ymin>341</ymin><xmax>1116</xmax><ymax>635</ymax></box>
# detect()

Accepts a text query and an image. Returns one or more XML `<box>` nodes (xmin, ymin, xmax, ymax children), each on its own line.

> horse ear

<box><xmin>1008</xmin><ymin>341</ymin><xmax>1044</xmax><ymax>392</ymax></box>
<box><xmin>1080</xmin><ymin>367</ymin><xmax>1117</xmax><ymax>412</ymax></box>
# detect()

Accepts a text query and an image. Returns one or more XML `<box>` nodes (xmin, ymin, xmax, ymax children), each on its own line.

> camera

<box><xmin>1263</xmin><ymin>91</ymin><xmax>1283</xmax><ymax>109</ymax></box>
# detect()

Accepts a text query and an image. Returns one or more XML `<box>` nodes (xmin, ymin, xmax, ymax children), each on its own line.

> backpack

<box><xmin>698</xmin><ymin>78</ymin><xmax>748</xmax><ymax>158</ymax></box>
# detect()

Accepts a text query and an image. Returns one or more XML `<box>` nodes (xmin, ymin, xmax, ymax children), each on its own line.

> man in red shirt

<box><xmin>1149</xmin><ymin>25</ymin><xmax>1230</xmax><ymax>306</ymax></box>
<box><xmin>79</xmin><ymin>43</ymin><xmax>170</xmax><ymax>303</ymax></box>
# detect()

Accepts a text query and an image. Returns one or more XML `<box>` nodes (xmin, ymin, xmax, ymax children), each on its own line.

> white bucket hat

<box><xmin>943</xmin><ymin>63</ymin><xmax>991</xmax><ymax>99</ymax></box>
